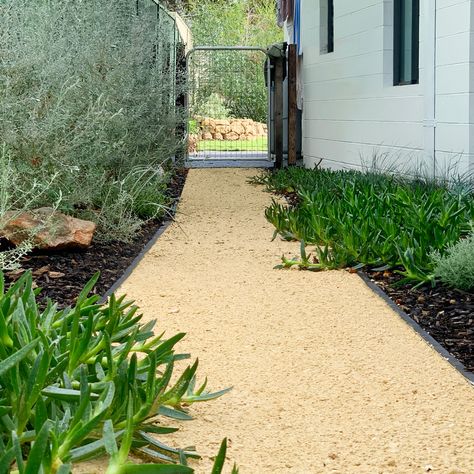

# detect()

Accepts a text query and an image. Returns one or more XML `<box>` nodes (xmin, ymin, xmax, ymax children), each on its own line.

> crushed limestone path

<box><xmin>120</xmin><ymin>169</ymin><xmax>474</xmax><ymax>474</ymax></box>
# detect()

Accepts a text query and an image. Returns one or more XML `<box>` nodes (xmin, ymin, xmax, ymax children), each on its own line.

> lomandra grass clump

<box><xmin>0</xmin><ymin>272</ymin><xmax>233</xmax><ymax>473</ymax></box>
<box><xmin>260</xmin><ymin>167</ymin><xmax>474</xmax><ymax>285</ymax></box>
<box><xmin>1</xmin><ymin>0</ymin><xmax>183</xmax><ymax>243</ymax></box>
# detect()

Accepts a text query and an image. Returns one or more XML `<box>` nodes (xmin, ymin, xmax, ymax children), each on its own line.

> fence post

<box><xmin>274</xmin><ymin>55</ymin><xmax>284</xmax><ymax>169</ymax></box>
<box><xmin>288</xmin><ymin>44</ymin><xmax>297</xmax><ymax>166</ymax></box>
<box><xmin>175</xmin><ymin>42</ymin><xmax>187</xmax><ymax>163</ymax></box>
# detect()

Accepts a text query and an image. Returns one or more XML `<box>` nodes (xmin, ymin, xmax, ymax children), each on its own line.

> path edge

<box><xmin>358</xmin><ymin>272</ymin><xmax>474</xmax><ymax>386</ymax></box>
<box><xmin>99</xmin><ymin>219</ymin><xmax>174</xmax><ymax>304</ymax></box>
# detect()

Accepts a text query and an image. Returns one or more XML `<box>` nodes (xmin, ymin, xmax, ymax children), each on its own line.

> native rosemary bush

<box><xmin>0</xmin><ymin>272</ymin><xmax>233</xmax><ymax>473</ymax></box>
<box><xmin>0</xmin><ymin>144</ymin><xmax>64</xmax><ymax>271</ymax></box>
<box><xmin>1</xmin><ymin>0</ymin><xmax>184</xmax><ymax>243</ymax></box>
<box><xmin>432</xmin><ymin>233</ymin><xmax>474</xmax><ymax>291</ymax></box>
<box><xmin>260</xmin><ymin>167</ymin><xmax>474</xmax><ymax>285</ymax></box>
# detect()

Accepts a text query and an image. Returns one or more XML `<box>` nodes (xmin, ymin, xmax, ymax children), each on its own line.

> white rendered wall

<box><xmin>435</xmin><ymin>0</ymin><xmax>474</xmax><ymax>175</ymax></box>
<box><xmin>298</xmin><ymin>0</ymin><xmax>474</xmax><ymax>175</ymax></box>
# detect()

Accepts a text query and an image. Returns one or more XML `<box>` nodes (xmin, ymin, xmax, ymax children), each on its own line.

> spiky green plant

<box><xmin>260</xmin><ymin>167</ymin><xmax>474</xmax><ymax>285</ymax></box>
<box><xmin>0</xmin><ymin>272</ymin><xmax>232</xmax><ymax>473</ymax></box>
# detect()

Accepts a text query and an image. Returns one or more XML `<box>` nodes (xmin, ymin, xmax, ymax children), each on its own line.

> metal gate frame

<box><xmin>185</xmin><ymin>46</ymin><xmax>273</xmax><ymax>168</ymax></box>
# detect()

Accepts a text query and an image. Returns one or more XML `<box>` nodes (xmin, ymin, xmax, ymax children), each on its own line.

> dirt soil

<box><xmin>113</xmin><ymin>169</ymin><xmax>474</xmax><ymax>473</ymax></box>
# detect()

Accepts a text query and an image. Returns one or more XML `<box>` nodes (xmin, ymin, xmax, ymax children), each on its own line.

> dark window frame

<box><xmin>393</xmin><ymin>0</ymin><xmax>420</xmax><ymax>86</ymax></box>
<box><xmin>327</xmin><ymin>0</ymin><xmax>334</xmax><ymax>53</ymax></box>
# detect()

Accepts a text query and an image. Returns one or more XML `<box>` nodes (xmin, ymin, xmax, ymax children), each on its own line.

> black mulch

<box><xmin>2</xmin><ymin>169</ymin><xmax>188</xmax><ymax>308</ymax></box>
<box><xmin>366</xmin><ymin>270</ymin><xmax>474</xmax><ymax>373</ymax></box>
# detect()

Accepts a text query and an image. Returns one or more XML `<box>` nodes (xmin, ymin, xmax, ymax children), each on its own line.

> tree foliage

<box><xmin>185</xmin><ymin>0</ymin><xmax>280</xmax><ymax>123</ymax></box>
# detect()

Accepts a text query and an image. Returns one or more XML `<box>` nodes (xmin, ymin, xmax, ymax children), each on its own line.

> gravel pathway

<box><xmin>119</xmin><ymin>169</ymin><xmax>474</xmax><ymax>474</ymax></box>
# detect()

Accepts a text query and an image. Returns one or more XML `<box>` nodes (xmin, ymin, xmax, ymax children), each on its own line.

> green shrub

<box><xmin>432</xmin><ymin>234</ymin><xmax>474</xmax><ymax>291</ymax></box>
<box><xmin>0</xmin><ymin>272</ymin><xmax>231</xmax><ymax>473</ymax></box>
<box><xmin>1</xmin><ymin>0</ymin><xmax>183</xmax><ymax>242</ymax></box>
<box><xmin>195</xmin><ymin>93</ymin><xmax>232</xmax><ymax>120</ymax></box>
<box><xmin>81</xmin><ymin>166</ymin><xmax>170</xmax><ymax>243</ymax></box>
<box><xmin>0</xmin><ymin>144</ymin><xmax>63</xmax><ymax>270</ymax></box>
<box><xmin>261</xmin><ymin>167</ymin><xmax>474</xmax><ymax>284</ymax></box>
<box><xmin>188</xmin><ymin>120</ymin><xmax>200</xmax><ymax>135</ymax></box>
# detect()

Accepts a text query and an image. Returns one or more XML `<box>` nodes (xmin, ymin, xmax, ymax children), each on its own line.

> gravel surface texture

<box><xmin>88</xmin><ymin>169</ymin><xmax>474</xmax><ymax>473</ymax></box>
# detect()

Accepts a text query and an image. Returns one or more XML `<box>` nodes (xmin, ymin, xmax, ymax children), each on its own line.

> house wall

<box><xmin>297</xmin><ymin>0</ymin><xmax>474</xmax><ymax>175</ymax></box>
<box><xmin>435</xmin><ymin>0</ymin><xmax>474</xmax><ymax>174</ymax></box>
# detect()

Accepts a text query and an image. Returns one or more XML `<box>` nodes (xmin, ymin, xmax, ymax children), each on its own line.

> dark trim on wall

<box><xmin>393</xmin><ymin>0</ymin><xmax>420</xmax><ymax>86</ymax></box>
<box><xmin>328</xmin><ymin>0</ymin><xmax>334</xmax><ymax>53</ymax></box>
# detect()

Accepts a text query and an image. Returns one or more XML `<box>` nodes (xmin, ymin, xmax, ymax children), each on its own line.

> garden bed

<box><xmin>258</xmin><ymin>167</ymin><xmax>474</xmax><ymax>379</ymax></box>
<box><xmin>2</xmin><ymin>169</ymin><xmax>188</xmax><ymax>308</ymax></box>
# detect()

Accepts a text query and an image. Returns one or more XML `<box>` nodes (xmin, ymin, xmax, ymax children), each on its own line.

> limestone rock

<box><xmin>1</xmin><ymin>207</ymin><xmax>96</xmax><ymax>250</ymax></box>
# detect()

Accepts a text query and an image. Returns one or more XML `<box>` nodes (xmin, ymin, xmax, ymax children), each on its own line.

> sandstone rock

<box><xmin>201</xmin><ymin>117</ymin><xmax>216</xmax><ymax>127</ymax></box>
<box><xmin>231</xmin><ymin>123</ymin><xmax>245</xmax><ymax>135</ymax></box>
<box><xmin>215</xmin><ymin>124</ymin><xmax>231</xmax><ymax>134</ymax></box>
<box><xmin>196</xmin><ymin>117</ymin><xmax>268</xmax><ymax>140</ymax></box>
<box><xmin>224</xmin><ymin>131</ymin><xmax>239</xmax><ymax>141</ymax></box>
<box><xmin>214</xmin><ymin>120</ymin><xmax>230</xmax><ymax>127</ymax></box>
<box><xmin>188</xmin><ymin>134</ymin><xmax>198</xmax><ymax>153</ymax></box>
<box><xmin>1</xmin><ymin>208</ymin><xmax>96</xmax><ymax>250</ymax></box>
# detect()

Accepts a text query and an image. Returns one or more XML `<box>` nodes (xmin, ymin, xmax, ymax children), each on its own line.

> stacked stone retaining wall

<box><xmin>197</xmin><ymin>117</ymin><xmax>267</xmax><ymax>141</ymax></box>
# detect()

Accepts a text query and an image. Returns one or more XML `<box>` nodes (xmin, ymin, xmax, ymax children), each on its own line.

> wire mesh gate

<box><xmin>186</xmin><ymin>47</ymin><xmax>272</xmax><ymax>167</ymax></box>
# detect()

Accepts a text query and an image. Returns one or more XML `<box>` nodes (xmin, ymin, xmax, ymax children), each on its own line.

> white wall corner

<box><xmin>469</xmin><ymin>0</ymin><xmax>474</xmax><ymax>172</ymax></box>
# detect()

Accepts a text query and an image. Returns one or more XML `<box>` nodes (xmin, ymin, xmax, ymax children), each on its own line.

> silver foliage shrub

<box><xmin>0</xmin><ymin>0</ymin><xmax>182</xmax><ymax>242</ymax></box>
<box><xmin>432</xmin><ymin>234</ymin><xmax>474</xmax><ymax>291</ymax></box>
<box><xmin>0</xmin><ymin>143</ymin><xmax>62</xmax><ymax>270</ymax></box>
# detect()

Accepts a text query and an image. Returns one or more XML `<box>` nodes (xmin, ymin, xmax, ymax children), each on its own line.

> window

<box><xmin>320</xmin><ymin>0</ymin><xmax>334</xmax><ymax>54</ymax></box>
<box><xmin>394</xmin><ymin>0</ymin><xmax>420</xmax><ymax>85</ymax></box>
